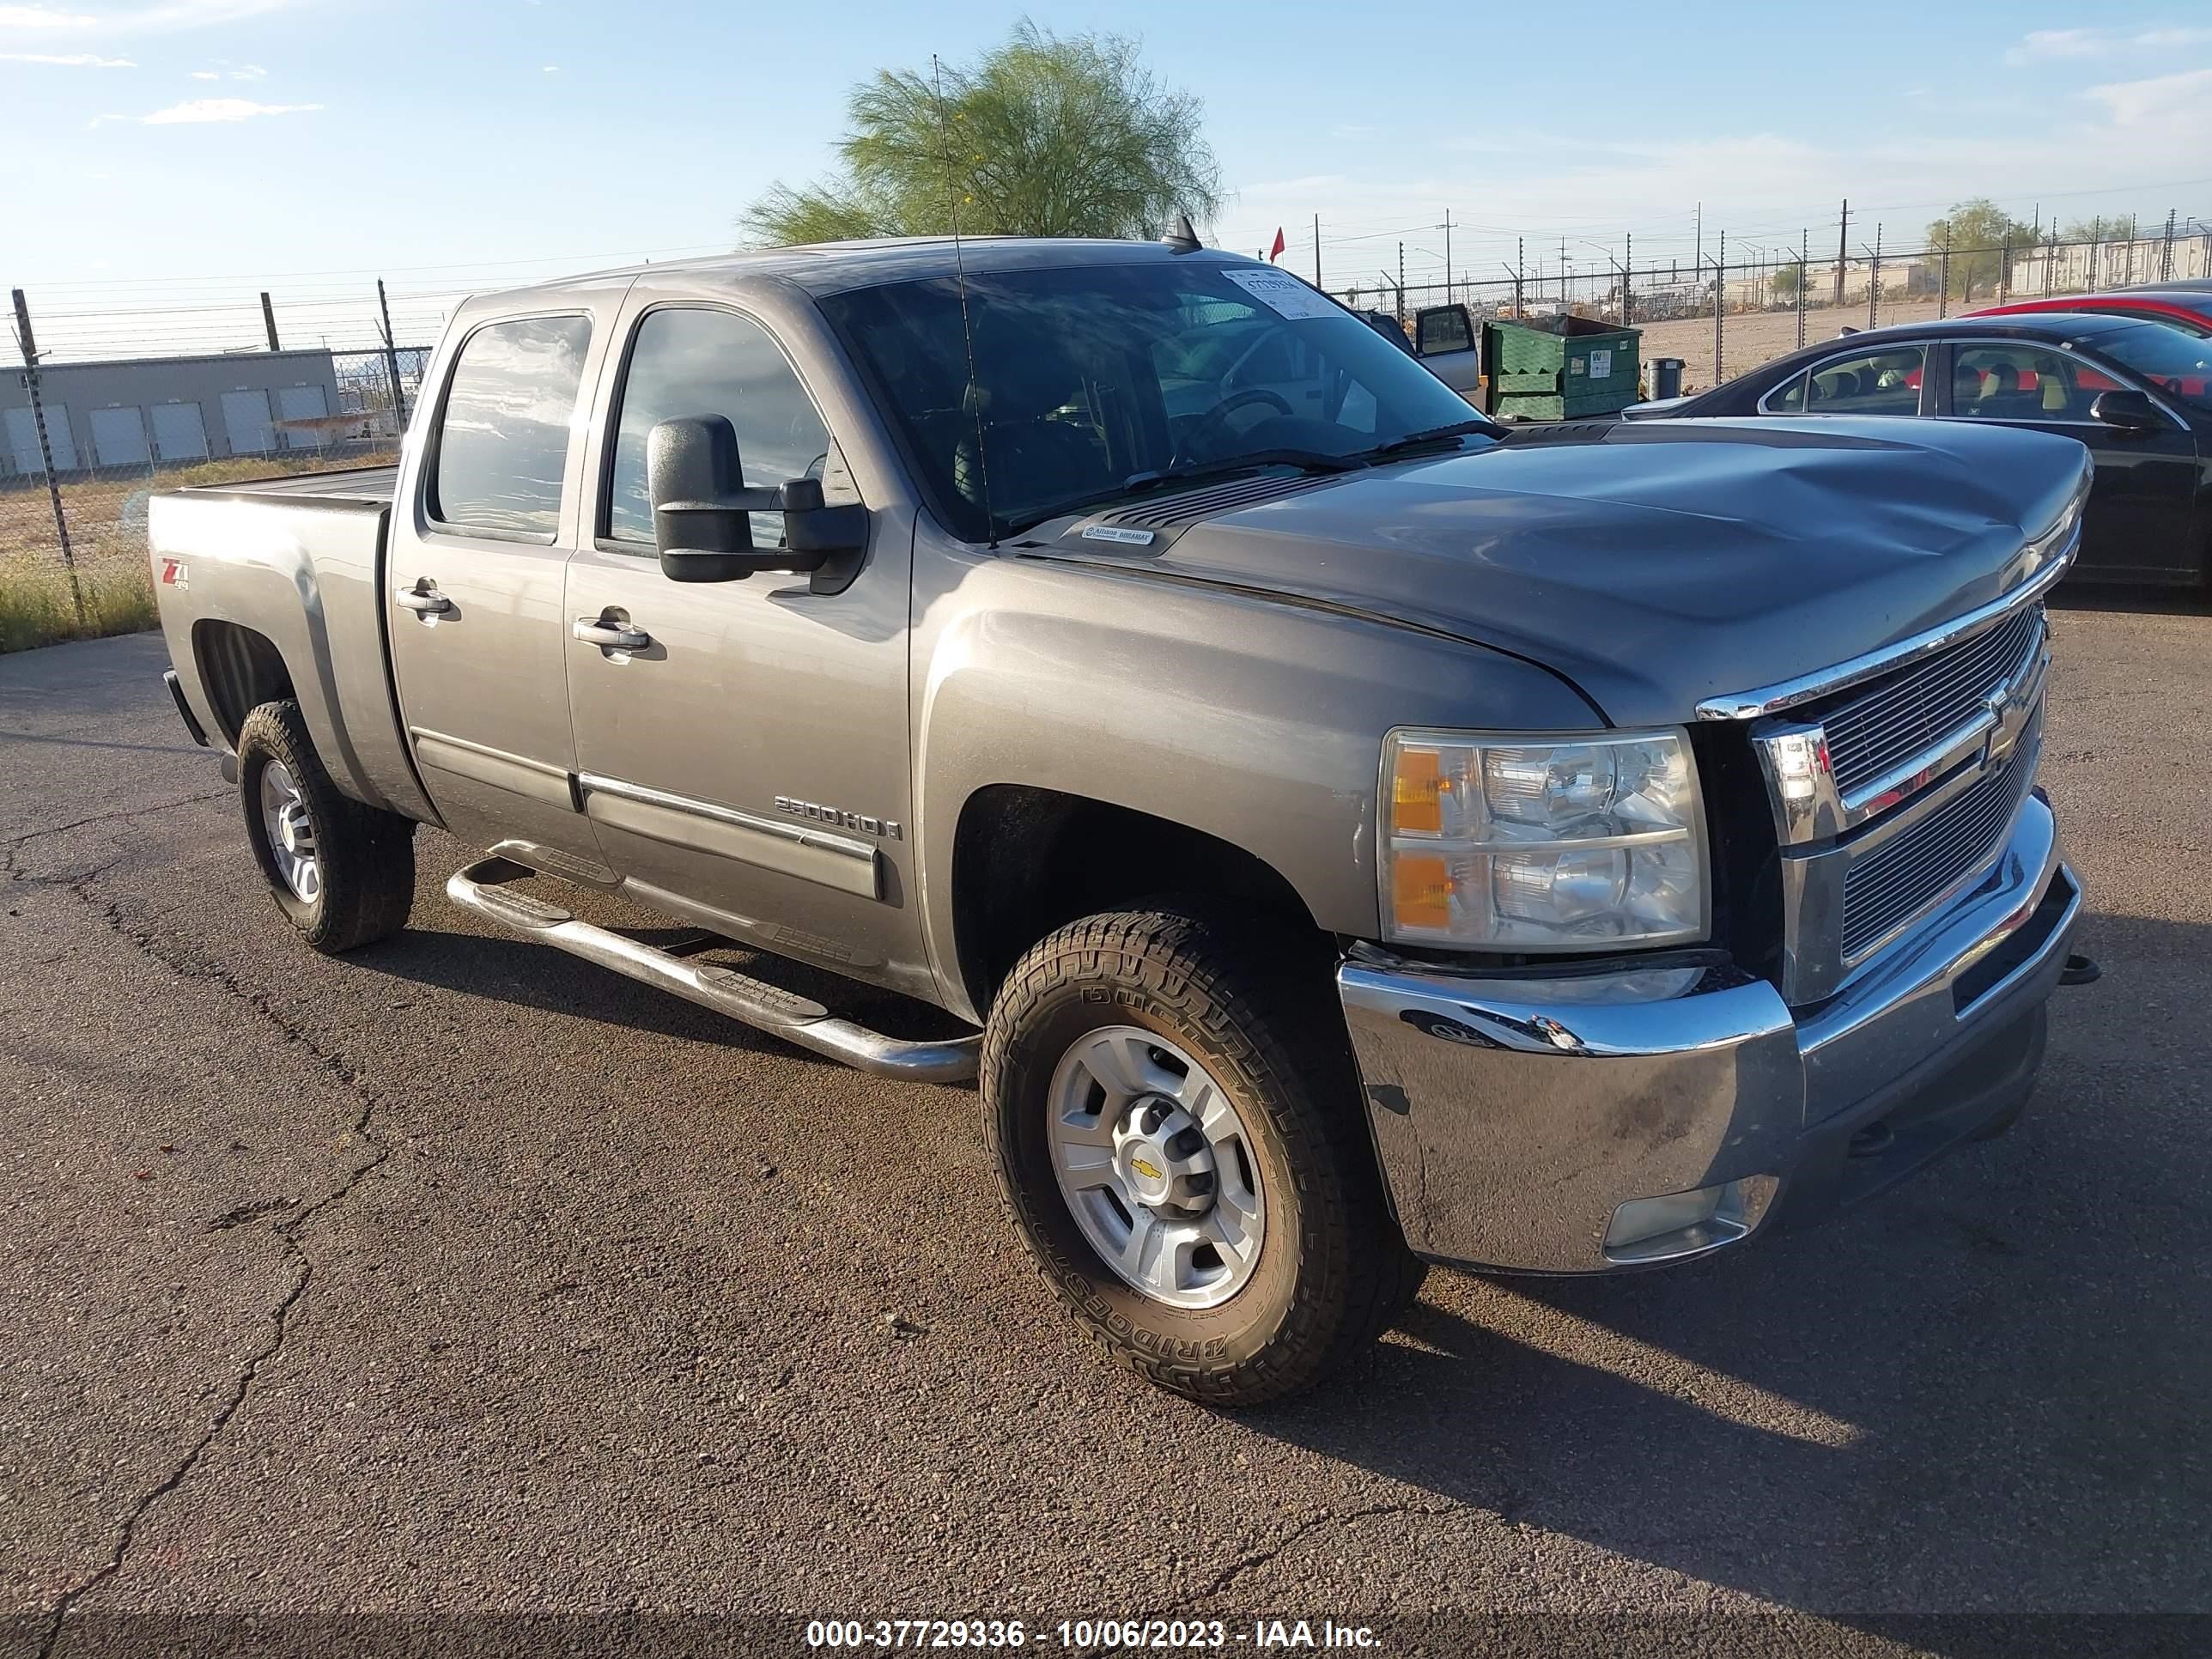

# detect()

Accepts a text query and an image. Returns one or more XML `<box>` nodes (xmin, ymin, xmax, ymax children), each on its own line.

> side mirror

<box><xmin>647</xmin><ymin>416</ymin><xmax>868</xmax><ymax>583</ymax></box>
<box><xmin>2088</xmin><ymin>388</ymin><xmax>2162</xmax><ymax>436</ymax></box>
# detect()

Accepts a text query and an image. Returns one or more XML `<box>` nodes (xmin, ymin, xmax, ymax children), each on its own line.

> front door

<box><xmin>1939</xmin><ymin>339</ymin><xmax>2200</xmax><ymax>582</ymax></box>
<box><xmin>386</xmin><ymin>312</ymin><xmax>607</xmax><ymax>872</ymax></box>
<box><xmin>562</xmin><ymin>300</ymin><xmax>923</xmax><ymax>993</ymax></box>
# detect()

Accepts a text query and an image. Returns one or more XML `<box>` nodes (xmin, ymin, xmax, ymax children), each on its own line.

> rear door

<box><xmin>1936</xmin><ymin>338</ymin><xmax>2199</xmax><ymax>581</ymax></box>
<box><xmin>386</xmin><ymin>306</ymin><xmax>615</xmax><ymax>870</ymax></box>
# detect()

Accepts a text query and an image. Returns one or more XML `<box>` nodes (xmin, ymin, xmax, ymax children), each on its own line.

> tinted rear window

<box><xmin>430</xmin><ymin>315</ymin><xmax>592</xmax><ymax>538</ymax></box>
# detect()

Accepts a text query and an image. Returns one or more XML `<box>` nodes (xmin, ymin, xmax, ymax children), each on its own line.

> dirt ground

<box><xmin>1638</xmin><ymin>297</ymin><xmax>1951</xmax><ymax>393</ymax></box>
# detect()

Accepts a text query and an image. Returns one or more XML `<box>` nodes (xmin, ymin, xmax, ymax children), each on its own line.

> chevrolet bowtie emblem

<box><xmin>1129</xmin><ymin>1157</ymin><xmax>1164</xmax><ymax>1182</ymax></box>
<box><xmin>1984</xmin><ymin>667</ymin><xmax>2037</xmax><ymax>769</ymax></box>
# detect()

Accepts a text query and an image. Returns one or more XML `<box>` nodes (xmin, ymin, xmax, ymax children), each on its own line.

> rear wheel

<box><xmin>236</xmin><ymin>700</ymin><xmax>416</xmax><ymax>953</ymax></box>
<box><xmin>983</xmin><ymin>906</ymin><xmax>1421</xmax><ymax>1407</ymax></box>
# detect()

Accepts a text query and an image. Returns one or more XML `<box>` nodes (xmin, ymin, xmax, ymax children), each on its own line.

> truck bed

<box><xmin>180</xmin><ymin>464</ymin><xmax>398</xmax><ymax>506</ymax></box>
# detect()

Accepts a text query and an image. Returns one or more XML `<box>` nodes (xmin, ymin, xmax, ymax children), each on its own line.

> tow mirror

<box><xmin>647</xmin><ymin>416</ymin><xmax>868</xmax><ymax>583</ymax></box>
<box><xmin>2088</xmin><ymin>388</ymin><xmax>2162</xmax><ymax>436</ymax></box>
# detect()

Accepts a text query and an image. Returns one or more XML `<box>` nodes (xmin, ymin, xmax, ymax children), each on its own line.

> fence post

<box><xmin>1711</xmin><ymin>240</ymin><xmax>1723</xmax><ymax>386</ymax></box>
<box><xmin>375</xmin><ymin>279</ymin><xmax>408</xmax><ymax>435</ymax></box>
<box><xmin>1867</xmin><ymin>226</ymin><xmax>1881</xmax><ymax>330</ymax></box>
<box><xmin>1787</xmin><ymin>228</ymin><xmax>1805</xmax><ymax>351</ymax></box>
<box><xmin>9</xmin><ymin>288</ymin><xmax>86</xmax><ymax>629</ymax></box>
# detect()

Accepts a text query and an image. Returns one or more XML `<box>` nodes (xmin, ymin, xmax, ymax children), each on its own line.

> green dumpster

<box><xmin>1480</xmin><ymin>314</ymin><xmax>1643</xmax><ymax>420</ymax></box>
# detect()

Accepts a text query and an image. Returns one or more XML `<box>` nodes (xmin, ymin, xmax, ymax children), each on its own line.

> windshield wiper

<box><xmin>1352</xmin><ymin>418</ymin><xmax>1500</xmax><ymax>463</ymax></box>
<box><xmin>1000</xmin><ymin>449</ymin><xmax>1362</xmax><ymax>538</ymax></box>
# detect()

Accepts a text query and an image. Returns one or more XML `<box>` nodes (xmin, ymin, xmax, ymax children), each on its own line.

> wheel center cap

<box><xmin>1111</xmin><ymin>1096</ymin><xmax>1217</xmax><ymax>1217</ymax></box>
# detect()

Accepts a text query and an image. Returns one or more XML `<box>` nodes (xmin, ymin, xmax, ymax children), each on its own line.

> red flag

<box><xmin>1268</xmin><ymin>227</ymin><xmax>1285</xmax><ymax>263</ymax></box>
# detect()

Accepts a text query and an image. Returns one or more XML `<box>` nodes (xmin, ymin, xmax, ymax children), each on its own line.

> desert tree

<box><xmin>1925</xmin><ymin>199</ymin><xmax>2044</xmax><ymax>301</ymax></box>
<box><xmin>743</xmin><ymin>21</ymin><xmax>1224</xmax><ymax>246</ymax></box>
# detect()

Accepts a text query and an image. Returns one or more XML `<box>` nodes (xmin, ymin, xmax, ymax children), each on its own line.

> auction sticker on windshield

<box><xmin>1221</xmin><ymin>267</ymin><xmax>1340</xmax><ymax>320</ymax></box>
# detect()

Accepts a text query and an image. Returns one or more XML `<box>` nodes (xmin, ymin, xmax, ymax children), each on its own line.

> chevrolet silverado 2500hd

<box><xmin>151</xmin><ymin>235</ymin><xmax>2093</xmax><ymax>1405</ymax></box>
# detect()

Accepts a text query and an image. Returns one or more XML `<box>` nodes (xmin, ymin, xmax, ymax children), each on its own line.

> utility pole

<box><xmin>1559</xmin><ymin>235</ymin><xmax>1568</xmax><ymax>307</ymax></box>
<box><xmin>1516</xmin><ymin>238</ymin><xmax>1524</xmax><ymax>316</ymax></box>
<box><xmin>374</xmin><ymin>278</ymin><xmax>408</xmax><ymax>433</ymax></box>
<box><xmin>1396</xmin><ymin>243</ymin><xmax>1405</xmax><ymax>321</ymax></box>
<box><xmin>2163</xmin><ymin>208</ymin><xmax>2178</xmax><ymax>283</ymax></box>
<box><xmin>1834</xmin><ymin>198</ymin><xmax>1849</xmax><ymax>309</ymax></box>
<box><xmin>1313</xmin><ymin>212</ymin><xmax>1321</xmax><ymax>289</ymax></box>
<box><xmin>1442</xmin><ymin>210</ymin><xmax>1452</xmax><ymax>306</ymax></box>
<box><xmin>1694</xmin><ymin>201</ymin><xmax>1701</xmax><ymax>273</ymax></box>
<box><xmin>1938</xmin><ymin>226</ymin><xmax>1951</xmax><ymax>320</ymax></box>
<box><xmin>1623</xmin><ymin>232</ymin><xmax>1633</xmax><ymax>326</ymax></box>
<box><xmin>9</xmin><ymin>288</ymin><xmax>84</xmax><ymax>628</ymax></box>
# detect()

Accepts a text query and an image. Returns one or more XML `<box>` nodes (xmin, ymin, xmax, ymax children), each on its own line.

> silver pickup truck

<box><xmin>152</xmin><ymin>234</ymin><xmax>2093</xmax><ymax>1406</ymax></box>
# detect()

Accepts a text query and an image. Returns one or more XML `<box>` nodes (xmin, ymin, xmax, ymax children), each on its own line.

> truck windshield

<box><xmin>817</xmin><ymin>259</ymin><xmax>1498</xmax><ymax>542</ymax></box>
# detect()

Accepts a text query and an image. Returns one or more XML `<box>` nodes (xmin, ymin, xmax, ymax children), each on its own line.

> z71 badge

<box><xmin>159</xmin><ymin>557</ymin><xmax>188</xmax><ymax>589</ymax></box>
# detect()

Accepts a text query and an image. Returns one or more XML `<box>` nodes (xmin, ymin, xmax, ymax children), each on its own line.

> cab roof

<box><xmin>490</xmin><ymin>236</ymin><xmax>1246</xmax><ymax>304</ymax></box>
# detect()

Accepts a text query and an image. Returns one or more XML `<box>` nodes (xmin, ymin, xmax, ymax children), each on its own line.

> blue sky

<box><xmin>4</xmin><ymin>0</ymin><xmax>2209</xmax><ymax>357</ymax></box>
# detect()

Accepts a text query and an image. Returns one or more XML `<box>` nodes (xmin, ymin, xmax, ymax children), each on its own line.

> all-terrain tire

<box><xmin>982</xmin><ymin>905</ymin><xmax>1421</xmax><ymax>1407</ymax></box>
<box><xmin>236</xmin><ymin>699</ymin><xmax>416</xmax><ymax>953</ymax></box>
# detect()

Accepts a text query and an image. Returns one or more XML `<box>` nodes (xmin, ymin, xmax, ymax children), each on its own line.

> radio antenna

<box><xmin>933</xmin><ymin>53</ymin><xmax>997</xmax><ymax>549</ymax></box>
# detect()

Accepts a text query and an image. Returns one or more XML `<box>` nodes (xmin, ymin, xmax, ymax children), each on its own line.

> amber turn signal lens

<box><xmin>1391</xmin><ymin>854</ymin><xmax>1452</xmax><ymax>931</ymax></box>
<box><xmin>1393</xmin><ymin>747</ymin><xmax>1444</xmax><ymax>834</ymax></box>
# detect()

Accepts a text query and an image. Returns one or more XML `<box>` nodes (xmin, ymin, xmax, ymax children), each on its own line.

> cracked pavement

<box><xmin>2</xmin><ymin>611</ymin><xmax>2209</xmax><ymax>1657</ymax></box>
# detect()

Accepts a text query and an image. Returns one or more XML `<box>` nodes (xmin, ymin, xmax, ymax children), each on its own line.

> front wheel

<box><xmin>982</xmin><ymin>907</ymin><xmax>1422</xmax><ymax>1407</ymax></box>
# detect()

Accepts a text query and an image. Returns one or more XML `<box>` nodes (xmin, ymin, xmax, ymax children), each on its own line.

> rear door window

<box><xmin>1768</xmin><ymin>346</ymin><xmax>1925</xmax><ymax>415</ymax></box>
<box><xmin>428</xmin><ymin>314</ymin><xmax>592</xmax><ymax>539</ymax></box>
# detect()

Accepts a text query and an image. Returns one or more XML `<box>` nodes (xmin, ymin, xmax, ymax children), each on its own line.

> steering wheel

<box><xmin>1170</xmin><ymin>388</ymin><xmax>1296</xmax><ymax>469</ymax></box>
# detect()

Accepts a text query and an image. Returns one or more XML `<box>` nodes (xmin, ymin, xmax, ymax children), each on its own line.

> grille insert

<box><xmin>1821</xmin><ymin>605</ymin><xmax>2043</xmax><ymax>800</ymax></box>
<box><xmin>1839</xmin><ymin>715</ymin><xmax>2039</xmax><ymax>962</ymax></box>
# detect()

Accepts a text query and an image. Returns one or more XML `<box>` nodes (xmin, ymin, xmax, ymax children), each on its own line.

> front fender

<box><xmin>908</xmin><ymin>538</ymin><xmax>1603</xmax><ymax>1021</ymax></box>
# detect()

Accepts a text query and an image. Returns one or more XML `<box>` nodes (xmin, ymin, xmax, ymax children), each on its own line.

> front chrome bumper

<box><xmin>1337</xmin><ymin>793</ymin><xmax>2080</xmax><ymax>1273</ymax></box>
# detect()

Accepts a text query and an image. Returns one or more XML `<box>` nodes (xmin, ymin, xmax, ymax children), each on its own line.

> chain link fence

<box><xmin>6</xmin><ymin>222</ymin><xmax>2210</xmax><ymax>650</ymax></box>
<box><xmin>3</xmin><ymin>322</ymin><xmax>431</xmax><ymax>652</ymax></box>
<box><xmin>1335</xmin><ymin>225</ymin><xmax>2212</xmax><ymax>397</ymax></box>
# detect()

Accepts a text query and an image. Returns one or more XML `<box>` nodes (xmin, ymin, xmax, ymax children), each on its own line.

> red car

<box><xmin>1972</xmin><ymin>288</ymin><xmax>2212</xmax><ymax>337</ymax></box>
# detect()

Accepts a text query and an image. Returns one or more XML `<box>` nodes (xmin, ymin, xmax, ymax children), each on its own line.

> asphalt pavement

<box><xmin>3</xmin><ymin>600</ymin><xmax>2208</xmax><ymax>1658</ymax></box>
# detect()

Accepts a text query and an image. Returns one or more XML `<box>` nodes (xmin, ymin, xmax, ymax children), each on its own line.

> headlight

<box><xmin>1382</xmin><ymin>728</ymin><xmax>1708</xmax><ymax>950</ymax></box>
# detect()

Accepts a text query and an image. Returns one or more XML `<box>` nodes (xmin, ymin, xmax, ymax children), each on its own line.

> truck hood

<box><xmin>1048</xmin><ymin>418</ymin><xmax>2091</xmax><ymax>726</ymax></box>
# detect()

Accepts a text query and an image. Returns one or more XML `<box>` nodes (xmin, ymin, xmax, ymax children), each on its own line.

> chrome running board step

<box><xmin>446</xmin><ymin>857</ymin><xmax>980</xmax><ymax>1084</ymax></box>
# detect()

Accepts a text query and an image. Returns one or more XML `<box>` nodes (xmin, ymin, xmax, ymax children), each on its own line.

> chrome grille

<box><xmin>1821</xmin><ymin>605</ymin><xmax>2043</xmax><ymax>799</ymax></box>
<box><xmin>1838</xmin><ymin>709</ymin><xmax>2040</xmax><ymax>962</ymax></box>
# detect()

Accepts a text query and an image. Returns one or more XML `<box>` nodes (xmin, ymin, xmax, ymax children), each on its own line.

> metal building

<box><xmin>2</xmin><ymin>348</ymin><xmax>351</xmax><ymax>477</ymax></box>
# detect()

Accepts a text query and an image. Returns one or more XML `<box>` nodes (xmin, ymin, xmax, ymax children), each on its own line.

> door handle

<box><xmin>396</xmin><ymin>584</ymin><xmax>453</xmax><ymax>615</ymax></box>
<box><xmin>574</xmin><ymin>617</ymin><xmax>652</xmax><ymax>651</ymax></box>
